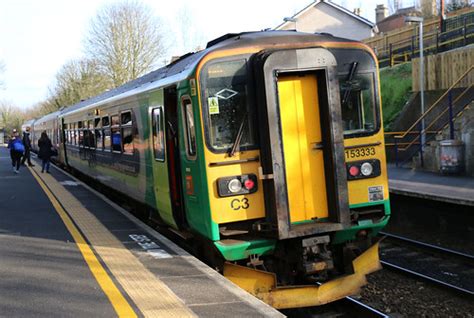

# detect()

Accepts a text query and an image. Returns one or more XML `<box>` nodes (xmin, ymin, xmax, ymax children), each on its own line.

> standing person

<box><xmin>38</xmin><ymin>132</ymin><xmax>52</xmax><ymax>173</ymax></box>
<box><xmin>21</xmin><ymin>127</ymin><xmax>35</xmax><ymax>167</ymax></box>
<box><xmin>7</xmin><ymin>129</ymin><xmax>25</xmax><ymax>174</ymax></box>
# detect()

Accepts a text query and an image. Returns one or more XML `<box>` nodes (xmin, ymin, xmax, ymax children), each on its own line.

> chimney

<box><xmin>375</xmin><ymin>4</ymin><xmax>388</xmax><ymax>23</ymax></box>
<box><xmin>353</xmin><ymin>8</ymin><xmax>361</xmax><ymax>16</ymax></box>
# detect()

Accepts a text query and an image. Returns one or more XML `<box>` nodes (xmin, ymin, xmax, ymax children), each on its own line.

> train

<box><xmin>26</xmin><ymin>30</ymin><xmax>390</xmax><ymax>309</ymax></box>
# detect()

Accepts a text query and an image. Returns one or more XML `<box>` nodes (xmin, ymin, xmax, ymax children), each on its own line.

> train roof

<box><xmin>34</xmin><ymin>110</ymin><xmax>61</xmax><ymax>125</ymax></box>
<box><xmin>60</xmin><ymin>30</ymin><xmax>356</xmax><ymax>117</ymax></box>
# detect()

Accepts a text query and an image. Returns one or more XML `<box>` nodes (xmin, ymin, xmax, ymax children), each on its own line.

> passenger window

<box><xmin>121</xmin><ymin>111</ymin><xmax>132</xmax><ymax>125</ymax></box>
<box><xmin>121</xmin><ymin>111</ymin><xmax>134</xmax><ymax>155</ymax></box>
<box><xmin>96</xmin><ymin>129</ymin><xmax>103</xmax><ymax>150</ymax></box>
<box><xmin>94</xmin><ymin>117</ymin><xmax>101</xmax><ymax>150</ymax></box>
<box><xmin>79</xmin><ymin>130</ymin><xmax>84</xmax><ymax>147</ymax></box>
<box><xmin>102</xmin><ymin>116</ymin><xmax>110</xmax><ymax>127</ymax></box>
<box><xmin>152</xmin><ymin>107</ymin><xmax>165</xmax><ymax>161</ymax></box>
<box><xmin>111</xmin><ymin>114</ymin><xmax>121</xmax><ymax>152</ymax></box>
<box><xmin>104</xmin><ymin>128</ymin><xmax>111</xmax><ymax>151</ymax></box>
<box><xmin>111</xmin><ymin>114</ymin><xmax>120</xmax><ymax>126</ymax></box>
<box><xmin>182</xmin><ymin>98</ymin><xmax>196</xmax><ymax>158</ymax></box>
<box><xmin>122</xmin><ymin>127</ymin><xmax>133</xmax><ymax>154</ymax></box>
<box><xmin>84</xmin><ymin>130</ymin><xmax>90</xmax><ymax>148</ymax></box>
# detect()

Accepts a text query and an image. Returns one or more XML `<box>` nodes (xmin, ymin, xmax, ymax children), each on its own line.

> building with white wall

<box><xmin>275</xmin><ymin>0</ymin><xmax>376</xmax><ymax>41</ymax></box>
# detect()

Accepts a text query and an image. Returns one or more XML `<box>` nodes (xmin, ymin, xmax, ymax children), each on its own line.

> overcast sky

<box><xmin>0</xmin><ymin>0</ymin><xmax>391</xmax><ymax>109</ymax></box>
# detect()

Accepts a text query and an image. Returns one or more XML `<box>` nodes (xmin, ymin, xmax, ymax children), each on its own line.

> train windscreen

<box><xmin>201</xmin><ymin>58</ymin><xmax>257</xmax><ymax>153</ymax></box>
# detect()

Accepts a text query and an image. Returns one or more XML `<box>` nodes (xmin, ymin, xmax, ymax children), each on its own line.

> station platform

<box><xmin>0</xmin><ymin>146</ymin><xmax>283</xmax><ymax>318</ymax></box>
<box><xmin>388</xmin><ymin>164</ymin><xmax>474</xmax><ymax>206</ymax></box>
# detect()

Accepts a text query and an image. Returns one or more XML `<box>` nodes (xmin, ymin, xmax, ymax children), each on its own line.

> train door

<box><xmin>149</xmin><ymin>86</ymin><xmax>185</xmax><ymax>229</ymax></box>
<box><xmin>256</xmin><ymin>48</ymin><xmax>350</xmax><ymax>239</ymax></box>
<box><xmin>164</xmin><ymin>87</ymin><xmax>186</xmax><ymax>227</ymax></box>
<box><xmin>277</xmin><ymin>73</ymin><xmax>329</xmax><ymax>223</ymax></box>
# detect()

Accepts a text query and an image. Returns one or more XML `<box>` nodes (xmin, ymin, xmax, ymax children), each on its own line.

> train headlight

<box><xmin>217</xmin><ymin>174</ymin><xmax>258</xmax><ymax>197</ymax></box>
<box><xmin>360</xmin><ymin>162</ymin><xmax>373</xmax><ymax>176</ymax></box>
<box><xmin>228</xmin><ymin>179</ymin><xmax>243</xmax><ymax>193</ymax></box>
<box><xmin>346</xmin><ymin>159</ymin><xmax>381</xmax><ymax>180</ymax></box>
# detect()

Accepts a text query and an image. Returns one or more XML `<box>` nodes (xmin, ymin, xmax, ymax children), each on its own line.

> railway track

<box><xmin>282</xmin><ymin>296</ymin><xmax>388</xmax><ymax>317</ymax></box>
<box><xmin>380</xmin><ymin>231</ymin><xmax>474</xmax><ymax>297</ymax></box>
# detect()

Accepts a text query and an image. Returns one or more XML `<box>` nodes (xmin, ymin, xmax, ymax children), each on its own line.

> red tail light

<box><xmin>244</xmin><ymin>179</ymin><xmax>255</xmax><ymax>190</ymax></box>
<box><xmin>349</xmin><ymin>165</ymin><xmax>360</xmax><ymax>177</ymax></box>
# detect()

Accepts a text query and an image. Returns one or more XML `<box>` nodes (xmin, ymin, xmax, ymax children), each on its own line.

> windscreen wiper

<box><xmin>342</xmin><ymin>61</ymin><xmax>359</xmax><ymax>105</ymax></box>
<box><xmin>228</xmin><ymin>113</ymin><xmax>248</xmax><ymax>157</ymax></box>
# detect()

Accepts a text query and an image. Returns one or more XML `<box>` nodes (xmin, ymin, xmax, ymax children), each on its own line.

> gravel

<box><xmin>360</xmin><ymin>269</ymin><xmax>474</xmax><ymax>317</ymax></box>
<box><xmin>358</xmin><ymin>194</ymin><xmax>474</xmax><ymax>317</ymax></box>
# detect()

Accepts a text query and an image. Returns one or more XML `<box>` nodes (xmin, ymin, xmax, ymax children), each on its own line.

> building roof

<box><xmin>275</xmin><ymin>0</ymin><xmax>375</xmax><ymax>30</ymax></box>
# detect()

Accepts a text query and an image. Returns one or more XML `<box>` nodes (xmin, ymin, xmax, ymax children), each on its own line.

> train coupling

<box><xmin>224</xmin><ymin>242</ymin><xmax>381</xmax><ymax>309</ymax></box>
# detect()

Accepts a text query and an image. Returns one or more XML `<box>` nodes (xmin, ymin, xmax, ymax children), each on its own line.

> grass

<box><xmin>379</xmin><ymin>63</ymin><xmax>413</xmax><ymax>131</ymax></box>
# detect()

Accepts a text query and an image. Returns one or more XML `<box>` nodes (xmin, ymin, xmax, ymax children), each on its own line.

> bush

<box><xmin>380</xmin><ymin>63</ymin><xmax>413</xmax><ymax>131</ymax></box>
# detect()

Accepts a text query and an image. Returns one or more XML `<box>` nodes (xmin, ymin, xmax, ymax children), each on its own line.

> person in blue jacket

<box><xmin>7</xmin><ymin>129</ymin><xmax>25</xmax><ymax>174</ymax></box>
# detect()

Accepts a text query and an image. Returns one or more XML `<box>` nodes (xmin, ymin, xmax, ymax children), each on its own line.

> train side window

<box><xmin>152</xmin><ymin>107</ymin><xmax>165</xmax><ymax>161</ymax></box>
<box><xmin>111</xmin><ymin>114</ymin><xmax>121</xmax><ymax>152</ymax></box>
<box><xmin>77</xmin><ymin>122</ymin><xmax>83</xmax><ymax>147</ymax></box>
<box><xmin>104</xmin><ymin>128</ymin><xmax>111</xmax><ymax>151</ymax></box>
<box><xmin>121</xmin><ymin>111</ymin><xmax>132</xmax><ymax>125</ymax></box>
<box><xmin>84</xmin><ymin>129</ymin><xmax>89</xmax><ymax>148</ymax></box>
<box><xmin>96</xmin><ymin>129</ymin><xmax>103</xmax><ymax>150</ymax></box>
<box><xmin>94</xmin><ymin>117</ymin><xmax>102</xmax><ymax>150</ymax></box>
<box><xmin>79</xmin><ymin>130</ymin><xmax>84</xmax><ymax>147</ymax></box>
<box><xmin>101</xmin><ymin>116</ymin><xmax>109</xmax><ymax>151</ymax></box>
<box><xmin>102</xmin><ymin>116</ymin><xmax>110</xmax><ymax>127</ymax></box>
<box><xmin>121</xmin><ymin>111</ymin><xmax>134</xmax><ymax>155</ymax></box>
<box><xmin>182</xmin><ymin>97</ymin><xmax>197</xmax><ymax>159</ymax></box>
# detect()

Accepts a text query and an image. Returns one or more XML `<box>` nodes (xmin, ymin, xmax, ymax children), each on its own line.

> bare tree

<box><xmin>0</xmin><ymin>101</ymin><xmax>26</xmax><ymax>134</ymax></box>
<box><xmin>54</xmin><ymin>59</ymin><xmax>110</xmax><ymax>107</ymax></box>
<box><xmin>175</xmin><ymin>5</ymin><xmax>205</xmax><ymax>54</ymax></box>
<box><xmin>84</xmin><ymin>1</ymin><xmax>165</xmax><ymax>87</ymax></box>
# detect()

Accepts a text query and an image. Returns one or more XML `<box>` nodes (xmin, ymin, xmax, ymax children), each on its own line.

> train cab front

<box><xmin>196</xmin><ymin>36</ymin><xmax>389</xmax><ymax>309</ymax></box>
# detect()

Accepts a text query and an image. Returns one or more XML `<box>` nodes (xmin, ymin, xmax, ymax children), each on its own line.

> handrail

<box><xmin>385</xmin><ymin>131</ymin><xmax>438</xmax><ymax>135</ymax></box>
<box><xmin>423</xmin><ymin>86</ymin><xmax>472</xmax><ymax>133</ymax></box>
<box><xmin>395</xmin><ymin>85</ymin><xmax>472</xmax><ymax>153</ymax></box>
<box><xmin>394</xmin><ymin>65</ymin><xmax>474</xmax><ymax>141</ymax></box>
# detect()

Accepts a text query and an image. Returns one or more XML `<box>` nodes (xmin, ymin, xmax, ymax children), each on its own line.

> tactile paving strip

<box><xmin>31</xmin><ymin>166</ymin><xmax>195</xmax><ymax>318</ymax></box>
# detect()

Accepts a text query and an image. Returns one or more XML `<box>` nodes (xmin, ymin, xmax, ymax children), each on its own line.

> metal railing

<box><xmin>370</xmin><ymin>14</ymin><xmax>474</xmax><ymax>68</ymax></box>
<box><xmin>387</xmin><ymin>66</ymin><xmax>473</xmax><ymax>167</ymax></box>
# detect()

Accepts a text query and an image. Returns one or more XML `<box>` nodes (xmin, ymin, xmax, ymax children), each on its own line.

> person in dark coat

<box><xmin>21</xmin><ymin>126</ymin><xmax>35</xmax><ymax>167</ymax></box>
<box><xmin>7</xmin><ymin>129</ymin><xmax>24</xmax><ymax>174</ymax></box>
<box><xmin>38</xmin><ymin>131</ymin><xmax>53</xmax><ymax>173</ymax></box>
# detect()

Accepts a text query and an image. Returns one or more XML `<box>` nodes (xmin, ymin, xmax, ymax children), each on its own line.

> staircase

<box><xmin>386</xmin><ymin>66</ymin><xmax>474</xmax><ymax>167</ymax></box>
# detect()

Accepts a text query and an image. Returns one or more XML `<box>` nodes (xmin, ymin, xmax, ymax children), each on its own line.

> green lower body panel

<box><xmin>214</xmin><ymin>239</ymin><xmax>277</xmax><ymax>261</ymax></box>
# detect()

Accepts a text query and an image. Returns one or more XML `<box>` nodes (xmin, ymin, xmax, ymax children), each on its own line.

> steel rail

<box><xmin>380</xmin><ymin>260</ymin><xmax>474</xmax><ymax>296</ymax></box>
<box><xmin>380</xmin><ymin>231</ymin><xmax>474</xmax><ymax>262</ymax></box>
<box><xmin>283</xmin><ymin>296</ymin><xmax>389</xmax><ymax>317</ymax></box>
<box><xmin>380</xmin><ymin>232</ymin><xmax>474</xmax><ymax>297</ymax></box>
<box><xmin>341</xmin><ymin>296</ymin><xmax>390</xmax><ymax>318</ymax></box>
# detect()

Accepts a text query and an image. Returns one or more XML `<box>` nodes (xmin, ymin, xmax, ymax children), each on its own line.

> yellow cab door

<box><xmin>277</xmin><ymin>73</ymin><xmax>329</xmax><ymax>223</ymax></box>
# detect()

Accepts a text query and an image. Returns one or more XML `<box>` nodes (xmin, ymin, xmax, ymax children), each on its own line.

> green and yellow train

<box><xmin>30</xmin><ymin>31</ymin><xmax>390</xmax><ymax>309</ymax></box>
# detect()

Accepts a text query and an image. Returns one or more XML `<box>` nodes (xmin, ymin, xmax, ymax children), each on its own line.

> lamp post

<box><xmin>283</xmin><ymin>17</ymin><xmax>297</xmax><ymax>31</ymax></box>
<box><xmin>405</xmin><ymin>16</ymin><xmax>425</xmax><ymax>154</ymax></box>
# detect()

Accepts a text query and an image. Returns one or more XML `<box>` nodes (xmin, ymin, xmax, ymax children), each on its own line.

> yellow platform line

<box><xmin>29</xmin><ymin>165</ymin><xmax>195</xmax><ymax>318</ymax></box>
<box><xmin>28</xmin><ymin>166</ymin><xmax>137</xmax><ymax>318</ymax></box>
